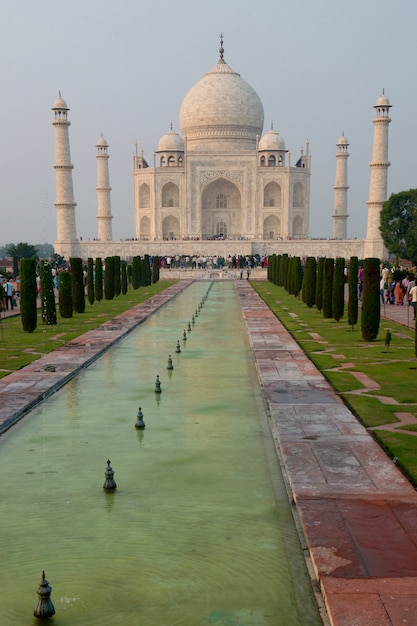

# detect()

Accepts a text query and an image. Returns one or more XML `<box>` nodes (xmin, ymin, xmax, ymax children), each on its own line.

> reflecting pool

<box><xmin>0</xmin><ymin>281</ymin><xmax>322</xmax><ymax>625</ymax></box>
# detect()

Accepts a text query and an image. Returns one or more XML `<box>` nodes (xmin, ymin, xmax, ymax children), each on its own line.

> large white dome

<box><xmin>180</xmin><ymin>57</ymin><xmax>264</xmax><ymax>152</ymax></box>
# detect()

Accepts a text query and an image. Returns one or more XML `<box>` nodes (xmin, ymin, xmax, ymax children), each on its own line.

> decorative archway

<box><xmin>293</xmin><ymin>182</ymin><xmax>304</xmax><ymax>207</ymax></box>
<box><xmin>140</xmin><ymin>216</ymin><xmax>151</xmax><ymax>240</ymax></box>
<box><xmin>162</xmin><ymin>215</ymin><xmax>180</xmax><ymax>240</ymax></box>
<box><xmin>264</xmin><ymin>182</ymin><xmax>281</xmax><ymax>208</ymax></box>
<box><xmin>201</xmin><ymin>178</ymin><xmax>241</xmax><ymax>237</ymax></box>
<box><xmin>139</xmin><ymin>183</ymin><xmax>150</xmax><ymax>208</ymax></box>
<box><xmin>292</xmin><ymin>215</ymin><xmax>303</xmax><ymax>238</ymax></box>
<box><xmin>162</xmin><ymin>182</ymin><xmax>179</xmax><ymax>208</ymax></box>
<box><xmin>263</xmin><ymin>215</ymin><xmax>280</xmax><ymax>239</ymax></box>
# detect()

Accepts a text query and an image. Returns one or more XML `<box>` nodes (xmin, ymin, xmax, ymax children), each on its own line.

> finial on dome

<box><xmin>219</xmin><ymin>32</ymin><xmax>225</xmax><ymax>63</ymax></box>
<box><xmin>382</xmin><ymin>87</ymin><xmax>385</xmax><ymax>95</ymax></box>
<box><xmin>59</xmin><ymin>90</ymin><xmax>61</xmax><ymax>98</ymax></box>
<box><xmin>170</xmin><ymin>120</ymin><xmax>173</xmax><ymax>130</ymax></box>
<box><xmin>270</xmin><ymin>121</ymin><xmax>274</xmax><ymax>131</ymax></box>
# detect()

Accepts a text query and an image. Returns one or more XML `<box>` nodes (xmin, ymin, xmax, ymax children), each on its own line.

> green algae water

<box><xmin>0</xmin><ymin>281</ymin><xmax>322</xmax><ymax>625</ymax></box>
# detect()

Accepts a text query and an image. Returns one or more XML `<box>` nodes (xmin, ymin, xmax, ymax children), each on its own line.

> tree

<box><xmin>347</xmin><ymin>256</ymin><xmax>359</xmax><ymax>329</ymax></box>
<box><xmin>87</xmin><ymin>258</ymin><xmax>95</xmax><ymax>306</ymax></box>
<box><xmin>121</xmin><ymin>262</ymin><xmax>128</xmax><ymax>294</ymax></box>
<box><xmin>40</xmin><ymin>260</ymin><xmax>57</xmax><ymax>325</ymax></box>
<box><xmin>113</xmin><ymin>256</ymin><xmax>121</xmax><ymax>296</ymax></box>
<box><xmin>322</xmin><ymin>258</ymin><xmax>334</xmax><ymax>319</ymax></box>
<box><xmin>304</xmin><ymin>257</ymin><xmax>317</xmax><ymax>308</ymax></box>
<box><xmin>94</xmin><ymin>257</ymin><xmax>103</xmax><ymax>302</ymax></box>
<box><xmin>361</xmin><ymin>258</ymin><xmax>380</xmax><ymax>341</ymax></box>
<box><xmin>70</xmin><ymin>257</ymin><xmax>85</xmax><ymax>313</ymax></box>
<box><xmin>380</xmin><ymin>189</ymin><xmax>417</xmax><ymax>264</ymax></box>
<box><xmin>316</xmin><ymin>258</ymin><xmax>325</xmax><ymax>312</ymax></box>
<box><xmin>7</xmin><ymin>242</ymin><xmax>38</xmax><ymax>260</ymax></box>
<box><xmin>58</xmin><ymin>271</ymin><xmax>73</xmax><ymax>318</ymax></box>
<box><xmin>20</xmin><ymin>258</ymin><xmax>37</xmax><ymax>332</ymax></box>
<box><xmin>104</xmin><ymin>256</ymin><xmax>115</xmax><ymax>300</ymax></box>
<box><xmin>132</xmin><ymin>256</ymin><xmax>141</xmax><ymax>290</ymax></box>
<box><xmin>332</xmin><ymin>257</ymin><xmax>345</xmax><ymax>322</ymax></box>
<box><xmin>152</xmin><ymin>256</ymin><xmax>160</xmax><ymax>284</ymax></box>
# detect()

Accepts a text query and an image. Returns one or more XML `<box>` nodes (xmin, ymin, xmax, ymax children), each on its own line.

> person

<box><xmin>394</xmin><ymin>280</ymin><xmax>403</xmax><ymax>305</ymax></box>
<box><xmin>409</xmin><ymin>281</ymin><xmax>417</xmax><ymax>320</ymax></box>
<box><xmin>246</xmin><ymin>267</ymin><xmax>251</xmax><ymax>280</ymax></box>
<box><xmin>380</xmin><ymin>276</ymin><xmax>386</xmax><ymax>305</ymax></box>
<box><xmin>3</xmin><ymin>278</ymin><xmax>14</xmax><ymax>310</ymax></box>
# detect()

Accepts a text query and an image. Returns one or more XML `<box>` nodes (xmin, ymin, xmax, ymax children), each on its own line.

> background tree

<box><xmin>322</xmin><ymin>258</ymin><xmax>334</xmax><ymax>318</ymax></box>
<box><xmin>70</xmin><ymin>257</ymin><xmax>85</xmax><ymax>313</ymax></box>
<box><xmin>361</xmin><ymin>257</ymin><xmax>380</xmax><ymax>341</ymax></box>
<box><xmin>316</xmin><ymin>257</ymin><xmax>325</xmax><ymax>312</ymax></box>
<box><xmin>142</xmin><ymin>255</ymin><xmax>152</xmax><ymax>286</ymax></box>
<box><xmin>127</xmin><ymin>263</ymin><xmax>132</xmax><ymax>287</ymax></box>
<box><xmin>347</xmin><ymin>256</ymin><xmax>359</xmax><ymax>329</ymax></box>
<box><xmin>20</xmin><ymin>258</ymin><xmax>37</xmax><ymax>332</ymax></box>
<box><xmin>58</xmin><ymin>271</ymin><xmax>73</xmax><ymax>318</ymax></box>
<box><xmin>293</xmin><ymin>256</ymin><xmax>303</xmax><ymax>297</ymax></box>
<box><xmin>332</xmin><ymin>257</ymin><xmax>345</xmax><ymax>322</ymax></box>
<box><xmin>104</xmin><ymin>256</ymin><xmax>115</xmax><ymax>300</ymax></box>
<box><xmin>12</xmin><ymin>256</ymin><xmax>19</xmax><ymax>277</ymax></box>
<box><xmin>380</xmin><ymin>189</ymin><xmax>417</xmax><ymax>264</ymax></box>
<box><xmin>40</xmin><ymin>260</ymin><xmax>57</xmax><ymax>325</ymax></box>
<box><xmin>304</xmin><ymin>257</ymin><xmax>317</xmax><ymax>307</ymax></box>
<box><xmin>94</xmin><ymin>257</ymin><xmax>103</xmax><ymax>302</ymax></box>
<box><xmin>113</xmin><ymin>256</ymin><xmax>121</xmax><ymax>296</ymax></box>
<box><xmin>121</xmin><ymin>262</ymin><xmax>128</xmax><ymax>294</ymax></box>
<box><xmin>87</xmin><ymin>258</ymin><xmax>95</xmax><ymax>305</ymax></box>
<box><xmin>6</xmin><ymin>242</ymin><xmax>38</xmax><ymax>261</ymax></box>
<box><xmin>132</xmin><ymin>256</ymin><xmax>141</xmax><ymax>290</ymax></box>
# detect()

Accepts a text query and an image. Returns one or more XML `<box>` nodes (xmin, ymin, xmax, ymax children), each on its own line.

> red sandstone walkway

<box><xmin>236</xmin><ymin>281</ymin><xmax>417</xmax><ymax>626</ymax></box>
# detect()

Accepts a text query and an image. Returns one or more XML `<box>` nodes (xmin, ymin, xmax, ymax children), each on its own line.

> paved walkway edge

<box><xmin>236</xmin><ymin>281</ymin><xmax>417</xmax><ymax>626</ymax></box>
<box><xmin>0</xmin><ymin>282</ymin><xmax>191</xmax><ymax>435</ymax></box>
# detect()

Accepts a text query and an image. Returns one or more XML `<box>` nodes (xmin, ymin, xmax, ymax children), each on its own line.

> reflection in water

<box><xmin>0</xmin><ymin>282</ymin><xmax>322</xmax><ymax>625</ymax></box>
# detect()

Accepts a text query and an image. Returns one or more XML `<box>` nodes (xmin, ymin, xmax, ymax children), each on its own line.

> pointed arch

<box><xmin>293</xmin><ymin>215</ymin><xmax>303</xmax><ymax>237</ymax></box>
<box><xmin>162</xmin><ymin>215</ymin><xmax>180</xmax><ymax>240</ymax></box>
<box><xmin>140</xmin><ymin>216</ymin><xmax>151</xmax><ymax>239</ymax></box>
<box><xmin>264</xmin><ymin>182</ymin><xmax>281</xmax><ymax>208</ymax></box>
<box><xmin>293</xmin><ymin>182</ymin><xmax>304</xmax><ymax>207</ymax></box>
<box><xmin>263</xmin><ymin>215</ymin><xmax>280</xmax><ymax>239</ymax></box>
<box><xmin>139</xmin><ymin>183</ymin><xmax>150</xmax><ymax>208</ymax></box>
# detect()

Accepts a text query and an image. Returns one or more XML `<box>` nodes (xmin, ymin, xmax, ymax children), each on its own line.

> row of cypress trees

<box><xmin>19</xmin><ymin>254</ymin><xmax>160</xmax><ymax>333</ymax></box>
<box><xmin>268</xmin><ymin>253</ymin><xmax>382</xmax><ymax>342</ymax></box>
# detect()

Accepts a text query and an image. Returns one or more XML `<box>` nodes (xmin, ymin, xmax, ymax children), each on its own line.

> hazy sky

<box><xmin>1</xmin><ymin>0</ymin><xmax>416</xmax><ymax>246</ymax></box>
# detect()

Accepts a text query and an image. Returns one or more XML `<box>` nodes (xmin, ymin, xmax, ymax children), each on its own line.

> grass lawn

<box><xmin>252</xmin><ymin>281</ymin><xmax>417</xmax><ymax>486</ymax></box>
<box><xmin>0</xmin><ymin>281</ymin><xmax>176</xmax><ymax>379</ymax></box>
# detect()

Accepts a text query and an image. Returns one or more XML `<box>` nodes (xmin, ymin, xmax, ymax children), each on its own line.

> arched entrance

<box><xmin>162</xmin><ymin>216</ymin><xmax>180</xmax><ymax>240</ymax></box>
<box><xmin>201</xmin><ymin>178</ymin><xmax>241</xmax><ymax>238</ymax></box>
<box><xmin>263</xmin><ymin>215</ymin><xmax>280</xmax><ymax>239</ymax></box>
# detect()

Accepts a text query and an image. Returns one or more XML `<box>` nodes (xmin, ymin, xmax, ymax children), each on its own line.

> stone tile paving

<box><xmin>236</xmin><ymin>281</ymin><xmax>417</xmax><ymax>626</ymax></box>
<box><xmin>0</xmin><ymin>281</ymin><xmax>190</xmax><ymax>434</ymax></box>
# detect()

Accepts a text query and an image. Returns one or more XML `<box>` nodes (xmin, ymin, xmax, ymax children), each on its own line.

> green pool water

<box><xmin>0</xmin><ymin>281</ymin><xmax>322</xmax><ymax>625</ymax></box>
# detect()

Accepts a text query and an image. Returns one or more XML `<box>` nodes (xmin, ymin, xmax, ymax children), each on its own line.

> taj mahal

<box><xmin>52</xmin><ymin>37</ymin><xmax>391</xmax><ymax>261</ymax></box>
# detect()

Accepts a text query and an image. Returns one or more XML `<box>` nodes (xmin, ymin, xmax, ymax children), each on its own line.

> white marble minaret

<box><xmin>332</xmin><ymin>133</ymin><xmax>349</xmax><ymax>239</ymax></box>
<box><xmin>364</xmin><ymin>92</ymin><xmax>391</xmax><ymax>259</ymax></box>
<box><xmin>52</xmin><ymin>94</ymin><xmax>77</xmax><ymax>244</ymax></box>
<box><xmin>96</xmin><ymin>135</ymin><xmax>113</xmax><ymax>241</ymax></box>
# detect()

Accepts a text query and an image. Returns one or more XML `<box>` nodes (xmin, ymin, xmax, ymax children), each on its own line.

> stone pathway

<box><xmin>236</xmin><ymin>281</ymin><xmax>417</xmax><ymax>626</ymax></box>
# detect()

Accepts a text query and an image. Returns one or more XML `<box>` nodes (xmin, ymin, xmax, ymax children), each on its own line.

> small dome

<box><xmin>157</xmin><ymin>129</ymin><xmax>184</xmax><ymax>152</ymax></box>
<box><xmin>259</xmin><ymin>128</ymin><xmax>285</xmax><ymax>151</ymax></box>
<box><xmin>96</xmin><ymin>135</ymin><xmax>108</xmax><ymax>147</ymax></box>
<box><xmin>375</xmin><ymin>93</ymin><xmax>390</xmax><ymax>107</ymax></box>
<box><xmin>337</xmin><ymin>133</ymin><xmax>348</xmax><ymax>145</ymax></box>
<box><xmin>52</xmin><ymin>96</ymin><xmax>69</xmax><ymax>110</ymax></box>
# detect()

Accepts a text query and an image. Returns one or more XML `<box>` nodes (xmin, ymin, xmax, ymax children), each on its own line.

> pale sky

<box><xmin>0</xmin><ymin>0</ymin><xmax>416</xmax><ymax>246</ymax></box>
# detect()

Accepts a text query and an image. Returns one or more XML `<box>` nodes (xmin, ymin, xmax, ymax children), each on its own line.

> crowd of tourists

<box><xmin>379</xmin><ymin>264</ymin><xmax>417</xmax><ymax>319</ymax></box>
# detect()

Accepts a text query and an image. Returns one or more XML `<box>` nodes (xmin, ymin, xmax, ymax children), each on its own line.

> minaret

<box><xmin>332</xmin><ymin>133</ymin><xmax>349</xmax><ymax>239</ymax></box>
<box><xmin>96</xmin><ymin>135</ymin><xmax>113</xmax><ymax>241</ymax></box>
<box><xmin>52</xmin><ymin>94</ymin><xmax>77</xmax><ymax>243</ymax></box>
<box><xmin>364</xmin><ymin>92</ymin><xmax>391</xmax><ymax>259</ymax></box>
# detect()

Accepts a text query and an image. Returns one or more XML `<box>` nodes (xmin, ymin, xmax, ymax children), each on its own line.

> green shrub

<box><xmin>104</xmin><ymin>256</ymin><xmax>115</xmax><ymax>300</ymax></box>
<box><xmin>113</xmin><ymin>256</ymin><xmax>121</xmax><ymax>296</ymax></box>
<box><xmin>322</xmin><ymin>258</ymin><xmax>334</xmax><ymax>318</ymax></box>
<box><xmin>348</xmin><ymin>256</ymin><xmax>359</xmax><ymax>328</ymax></box>
<box><xmin>361</xmin><ymin>257</ymin><xmax>380</xmax><ymax>341</ymax></box>
<box><xmin>152</xmin><ymin>256</ymin><xmax>160</xmax><ymax>284</ymax></box>
<box><xmin>70</xmin><ymin>257</ymin><xmax>85</xmax><ymax>313</ymax></box>
<box><xmin>87</xmin><ymin>258</ymin><xmax>95</xmax><ymax>306</ymax></box>
<box><xmin>332</xmin><ymin>257</ymin><xmax>345</xmax><ymax>322</ymax></box>
<box><xmin>58</xmin><ymin>271</ymin><xmax>73</xmax><ymax>318</ymax></box>
<box><xmin>40</xmin><ymin>260</ymin><xmax>57</xmax><ymax>325</ymax></box>
<box><xmin>20</xmin><ymin>258</ymin><xmax>37</xmax><ymax>332</ymax></box>
<box><xmin>121</xmin><ymin>262</ymin><xmax>128</xmax><ymax>294</ymax></box>
<box><xmin>316</xmin><ymin>257</ymin><xmax>325</xmax><ymax>312</ymax></box>
<box><xmin>94</xmin><ymin>257</ymin><xmax>103</xmax><ymax>302</ymax></box>
<box><xmin>304</xmin><ymin>257</ymin><xmax>317</xmax><ymax>307</ymax></box>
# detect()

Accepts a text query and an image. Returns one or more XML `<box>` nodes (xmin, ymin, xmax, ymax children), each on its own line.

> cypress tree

<box><xmin>361</xmin><ymin>257</ymin><xmax>380</xmax><ymax>341</ymax></box>
<box><xmin>293</xmin><ymin>257</ymin><xmax>302</xmax><ymax>297</ymax></box>
<box><xmin>20</xmin><ymin>258</ymin><xmax>37</xmax><ymax>332</ymax></box>
<box><xmin>94</xmin><ymin>257</ymin><xmax>103</xmax><ymax>302</ymax></box>
<box><xmin>142</xmin><ymin>255</ymin><xmax>151</xmax><ymax>286</ymax></box>
<box><xmin>113</xmin><ymin>256</ymin><xmax>121</xmax><ymax>296</ymax></box>
<box><xmin>332</xmin><ymin>257</ymin><xmax>345</xmax><ymax>322</ymax></box>
<box><xmin>348</xmin><ymin>256</ymin><xmax>359</xmax><ymax>329</ymax></box>
<box><xmin>40</xmin><ymin>260</ymin><xmax>57</xmax><ymax>325</ymax></box>
<box><xmin>13</xmin><ymin>256</ymin><xmax>19</xmax><ymax>277</ymax></box>
<box><xmin>87</xmin><ymin>258</ymin><xmax>95</xmax><ymax>306</ymax></box>
<box><xmin>322</xmin><ymin>258</ymin><xmax>334</xmax><ymax>319</ymax></box>
<box><xmin>127</xmin><ymin>263</ymin><xmax>132</xmax><ymax>287</ymax></box>
<box><xmin>304</xmin><ymin>257</ymin><xmax>317</xmax><ymax>307</ymax></box>
<box><xmin>70</xmin><ymin>257</ymin><xmax>85</xmax><ymax>313</ymax></box>
<box><xmin>132</xmin><ymin>256</ymin><xmax>140</xmax><ymax>290</ymax></box>
<box><xmin>121</xmin><ymin>262</ymin><xmax>128</xmax><ymax>294</ymax></box>
<box><xmin>104</xmin><ymin>256</ymin><xmax>115</xmax><ymax>300</ymax></box>
<box><xmin>152</xmin><ymin>256</ymin><xmax>160</xmax><ymax>284</ymax></box>
<box><xmin>275</xmin><ymin>255</ymin><xmax>281</xmax><ymax>285</ymax></box>
<box><xmin>316</xmin><ymin>257</ymin><xmax>325</xmax><ymax>312</ymax></box>
<box><xmin>59</xmin><ymin>271</ymin><xmax>73</xmax><ymax>318</ymax></box>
